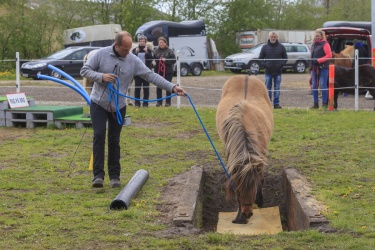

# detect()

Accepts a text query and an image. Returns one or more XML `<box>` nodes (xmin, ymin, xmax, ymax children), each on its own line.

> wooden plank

<box><xmin>217</xmin><ymin>207</ymin><xmax>282</xmax><ymax>235</ymax></box>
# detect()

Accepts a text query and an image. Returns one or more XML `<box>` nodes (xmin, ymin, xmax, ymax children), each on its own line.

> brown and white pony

<box><xmin>216</xmin><ymin>75</ymin><xmax>274</xmax><ymax>224</ymax></box>
<box><xmin>331</xmin><ymin>45</ymin><xmax>354</xmax><ymax>68</ymax></box>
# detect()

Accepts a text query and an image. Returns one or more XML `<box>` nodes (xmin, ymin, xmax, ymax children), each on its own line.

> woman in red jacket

<box><xmin>310</xmin><ymin>30</ymin><xmax>332</xmax><ymax>109</ymax></box>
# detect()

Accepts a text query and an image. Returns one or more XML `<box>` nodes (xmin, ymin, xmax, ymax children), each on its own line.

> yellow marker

<box><xmin>89</xmin><ymin>153</ymin><xmax>93</xmax><ymax>170</ymax></box>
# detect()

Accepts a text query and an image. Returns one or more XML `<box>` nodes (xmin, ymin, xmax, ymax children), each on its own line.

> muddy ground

<box><xmin>0</xmin><ymin>73</ymin><xmax>373</xmax><ymax>235</ymax></box>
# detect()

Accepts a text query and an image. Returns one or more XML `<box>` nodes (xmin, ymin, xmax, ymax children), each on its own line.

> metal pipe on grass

<box><xmin>110</xmin><ymin>169</ymin><xmax>149</xmax><ymax>210</ymax></box>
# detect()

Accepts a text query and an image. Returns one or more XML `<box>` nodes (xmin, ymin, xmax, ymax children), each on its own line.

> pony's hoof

<box><xmin>255</xmin><ymin>199</ymin><xmax>263</xmax><ymax>208</ymax></box>
<box><xmin>232</xmin><ymin>217</ymin><xmax>248</xmax><ymax>224</ymax></box>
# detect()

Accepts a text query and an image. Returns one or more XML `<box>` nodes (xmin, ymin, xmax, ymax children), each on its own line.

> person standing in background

<box><xmin>132</xmin><ymin>35</ymin><xmax>153</xmax><ymax>107</ymax></box>
<box><xmin>258</xmin><ymin>31</ymin><xmax>288</xmax><ymax>109</ymax></box>
<box><xmin>154</xmin><ymin>37</ymin><xmax>176</xmax><ymax>107</ymax></box>
<box><xmin>354</xmin><ymin>40</ymin><xmax>369</xmax><ymax>66</ymax></box>
<box><xmin>310</xmin><ymin>29</ymin><xmax>332</xmax><ymax>109</ymax></box>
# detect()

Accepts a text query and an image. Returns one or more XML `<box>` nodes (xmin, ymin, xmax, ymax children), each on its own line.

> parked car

<box><xmin>20</xmin><ymin>46</ymin><xmax>101</xmax><ymax>80</ymax></box>
<box><xmin>224</xmin><ymin>42</ymin><xmax>311</xmax><ymax>73</ymax></box>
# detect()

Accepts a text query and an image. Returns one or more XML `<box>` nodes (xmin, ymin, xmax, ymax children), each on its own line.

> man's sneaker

<box><xmin>274</xmin><ymin>105</ymin><xmax>282</xmax><ymax>109</ymax></box>
<box><xmin>110</xmin><ymin>179</ymin><xmax>121</xmax><ymax>188</ymax></box>
<box><xmin>92</xmin><ymin>178</ymin><xmax>103</xmax><ymax>188</ymax></box>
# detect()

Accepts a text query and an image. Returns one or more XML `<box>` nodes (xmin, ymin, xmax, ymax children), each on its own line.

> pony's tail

<box><xmin>222</xmin><ymin>101</ymin><xmax>266</xmax><ymax>199</ymax></box>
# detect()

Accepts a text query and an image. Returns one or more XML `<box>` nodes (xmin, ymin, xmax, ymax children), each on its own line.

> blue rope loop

<box><xmin>106</xmin><ymin>81</ymin><xmax>235</xmax><ymax>191</ymax></box>
<box><xmin>106</xmin><ymin>81</ymin><xmax>177</xmax><ymax>125</ymax></box>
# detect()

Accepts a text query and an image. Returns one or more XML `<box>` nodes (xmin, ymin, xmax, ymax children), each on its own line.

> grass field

<box><xmin>0</xmin><ymin>106</ymin><xmax>374</xmax><ymax>249</ymax></box>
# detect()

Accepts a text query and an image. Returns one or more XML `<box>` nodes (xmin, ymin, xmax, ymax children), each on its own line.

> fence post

<box><xmin>354</xmin><ymin>49</ymin><xmax>359</xmax><ymax>111</ymax></box>
<box><xmin>328</xmin><ymin>64</ymin><xmax>335</xmax><ymax>111</ymax></box>
<box><xmin>16</xmin><ymin>52</ymin><xmax>20</xmax><ymax>93</ymax></box>
<box><xmin>176</xmin><ymin>50</ymin><xmax>181</xmax><ymax>110</ymax></box>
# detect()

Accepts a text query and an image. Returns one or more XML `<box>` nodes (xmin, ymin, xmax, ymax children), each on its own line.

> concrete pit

<box><xmin>171</xmin><ymin>165</ymin><xmax>333</xmax><ymax>234</ymax></box>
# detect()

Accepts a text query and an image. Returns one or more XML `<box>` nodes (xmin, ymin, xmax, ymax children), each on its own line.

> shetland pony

<box><xmin>216</xmin><ymin>75</ymin><xmax>274</xmax><ymax>224</ymax></box>
<box><xmin>330</xmin><ymin>45</ymin><xmax>375</xmax><ymax>108</ymax></box>
<box><xmin>333</xmin><ymin>65</ymin><xmax>375</xmax><ymax>110</ymax></box>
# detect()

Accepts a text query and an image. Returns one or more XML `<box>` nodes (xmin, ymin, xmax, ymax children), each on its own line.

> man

<box><xmin>258</xmin><ymin>31</ymin><xmax>288</xmax><ymax>109</ymax></box>
<box><xmin>354</xmin><ymin>40</ymin><xmax>369</xmax><ymax>66</ymax></box>
<box><xmin>81</xmin><ymin>31</ymin><xmax>186</xmax><ymax>188</ymax></box>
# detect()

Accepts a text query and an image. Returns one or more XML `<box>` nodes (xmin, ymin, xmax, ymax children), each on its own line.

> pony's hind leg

<box><xmin>368</xmin><ymin>90</ymin><xmax>375</xmax><ymax>111</ymax></box>
<box><xmin>333</xmin><ymin>89</ymin><xmax>339</xmax><ymax>110</ymax></box>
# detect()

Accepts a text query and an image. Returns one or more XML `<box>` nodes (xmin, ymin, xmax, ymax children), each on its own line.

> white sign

<box><xmin>6</xmin><ymin>93</ymin><xmax>29</xmax><ymax>108</ymax></box>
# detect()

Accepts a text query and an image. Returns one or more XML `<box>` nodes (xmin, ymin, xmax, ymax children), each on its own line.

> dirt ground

<box><xmin>0</xmin><ymin>73</ymin><xmax>373</xmax><ymax>236</ymax></box>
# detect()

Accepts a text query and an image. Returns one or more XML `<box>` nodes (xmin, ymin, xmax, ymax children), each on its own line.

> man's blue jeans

<box><xmin>311</xmin><ymin>68</ymin><xmax>328</xmax><ymax>104</ymax></box>
<box><xmin>265</xmin><ymin>74</ymin><xmax>281</xmax><ymax>106</ymax></box>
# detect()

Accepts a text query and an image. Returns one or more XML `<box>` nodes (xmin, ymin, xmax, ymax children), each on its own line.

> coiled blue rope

<box><xmin>106</xmin><ymin>81</ymin><xmax>235</xmax><ymax>191</ymax></box>
<box><xmin>107</xmin><ymin>80</ymin><xmax>178</xmax><ymax>125</ymax></box>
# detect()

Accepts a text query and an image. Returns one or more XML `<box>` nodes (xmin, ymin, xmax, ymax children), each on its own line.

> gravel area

<box><xmin>1</xmin><ymin>72</ymin><xmax>374</xmax><ymax>110</ymax></box>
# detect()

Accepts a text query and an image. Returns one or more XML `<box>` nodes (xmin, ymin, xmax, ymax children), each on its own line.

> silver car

<box><xmin>224</xmin><ymin>42</ymin><xmax>311</xmax><ymax>73</ymax></box>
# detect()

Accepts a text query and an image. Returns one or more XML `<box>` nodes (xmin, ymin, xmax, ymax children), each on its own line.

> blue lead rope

<box><xmin>106</xmin><ymin>82</ymin><xmax>235</xmax><ymax>191</ymax></box>
<box><xmin>185</xmin><ymin>94</ymin><xmax>236</xmax><ymax>191</ymax></box>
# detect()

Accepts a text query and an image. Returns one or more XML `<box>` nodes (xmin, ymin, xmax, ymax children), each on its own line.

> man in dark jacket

<box><xmin>259</xmin><ymin>32</ymin><xmax>288</xmax><ymax>109</ymax></box>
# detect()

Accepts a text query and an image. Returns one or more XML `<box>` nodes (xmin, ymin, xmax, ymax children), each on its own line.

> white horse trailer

<box><xmin>136</xmin><ymin>20</ymin><xmax>220</xmax><ymax>76</ymax></box>
<box><xmin>169</xmin><ymin>35</ymin><xmax>218</xmax><ymax>76</ymax></box>
<box><xmin>64</xmin><ymin>24</ymin><xmax>122</xmax><ymax>48</ymax></box>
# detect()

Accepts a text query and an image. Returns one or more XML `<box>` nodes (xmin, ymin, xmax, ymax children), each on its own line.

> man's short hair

<box><xmin>269</xmin><ymin>31</ymin><xmax>278</xmax><ymax>38</ymax></box>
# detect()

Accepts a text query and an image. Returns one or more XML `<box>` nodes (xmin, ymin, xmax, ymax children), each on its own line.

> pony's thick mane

<box><xmin>222</xmin><ymin>101</ymin><xmax>266</xmax><ymax>199</ymax></box>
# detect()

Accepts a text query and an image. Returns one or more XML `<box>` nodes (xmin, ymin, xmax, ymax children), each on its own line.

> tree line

<box><xmin>0</xmin><ymin>0</ymin><xmax>371</xmax><ymax>67</ymax></box>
